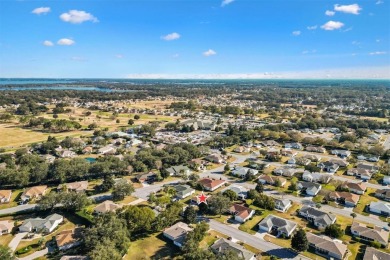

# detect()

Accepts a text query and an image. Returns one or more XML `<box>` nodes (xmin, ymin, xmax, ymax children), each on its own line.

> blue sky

<box><xmin>0</xmin><ymin>0</ymin><xmax>389</xmax><ymax>78</ymax></box>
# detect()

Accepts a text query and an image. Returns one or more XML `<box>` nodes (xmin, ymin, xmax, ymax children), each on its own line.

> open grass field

<box><xmin>0</xmin><ymin>123</ymin><xmax>90</xmax><ymax>148</ymax></box>
<box><xmin>124</xmin><ymin>232</ymin><xmax>178</xmax><ymax>260</ymax></box>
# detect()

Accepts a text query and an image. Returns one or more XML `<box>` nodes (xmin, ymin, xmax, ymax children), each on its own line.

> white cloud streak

<box><xmin>32</xmin><ymin>7</ymin><xmax>51</xmax><ymax>15</ymax></box>
<box><xmin>292</xmin><ymin>31</ymin><xmax>301</xmax><ymax>36</ymax></box>
<box><xmin>321</xmin><ymin>21</ymin><xmax>344</xmax><ymax>31</ymax></box>
<box><xmin>43</xmin><ymin>40</ymin><xmax>54</xmax><ymax>46</ymax></box>
<box><xmin>334</xmin><ymin>4</ymin><xmax>362</xmax><ymax>15</ymax></box>
<box><xmin>203</xmin><ymin>49</ymin><xmax>217</xmax><ymax>57</ymax></box>
<box><xmin>307</xmin><ymin>25</ymin><xmax>317</xmax><ymax>30</ymax></box>
<box><xmin>325</xmin><ymin>10</ymin><xmax>335</xmax><ymax>16</ymax></box>
<box><xmin>57</xmin><ymin>38</ymin><xmax>75</xmax><ymax>45</ymax></box>
<box><xmin>221</xmin><ymin>0</ymin><xmax>235</xmax><ymax>7</ymax></box>
<box><xmin>60</xmin><ymin>10</ymin><xmax>98</xmax><ymax>24</ymax></box>
<box><xmin>161</xmin><ymin>32</ymin><xmax>181</xmax><ymax>41</ymax></box>
<box><xmin>369</xmin><ymin>51</ymin><xmax>387</xmax><ymax>55</ymax></box>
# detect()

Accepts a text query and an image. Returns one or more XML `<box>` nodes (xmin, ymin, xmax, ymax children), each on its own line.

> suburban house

<box><xmin>331</xmin><ymin>150</ymin><xmax>351</xmax><ymax>158</ymax></box>
<box><xmin>258</xmin><ymin>175</ymin><xmax>286</xmax><ymax>187</ymax></box>
<box><xmin>93</xmin><ymin>200</ymin><xmax>122</xmax><ymax>214</ymax></box>
<box><xmin>82</xmin><ymin>146</ymin><xmax>93</xmax><ymax>154</ymax></box>
<box><xmin>356</xmin><ymin>163</ymin><xmax>379</xmax><ymax>173</ymax></box>
<box><xmin>163</xmin><ymin>222</ymin><xmax>193</xmax><ymax>247</ymax></box>
<box><xmin>174</xmin><ymin>185</ymin><xmax>195</xmax><ymax>199</ymax></box>
<box><xmin>295</xmin><ymin>157</ymin><xmax>311</xmax><ymax>166</ymax></box>
<box><xmin>223</xmin><ymin>185</ymin><xmax>248</xmax><ymax>200</ymax></box>
<box><xmin>306</xmin><ymin>146</ymin><xmax>326</xmax><ymax>153</ymax></box>
<box><xmin>303</xmin><ymin>154</ymin><xmax>322</xmax><ymax>162</ymax></box>
<box><xmin>198</xmin><ymin>178</ymin><xmax>226</xmax><ymax>191</ymax></box>
<box><xmin>369</xmin><ymin>201</ymin><xmax>390</xmax><ymax>216</ymax></box>
<box><xmin>205</xmin><ymin>154</ymin><xmax>225</xmax><ymax>164</ymax></box>
<box><xmin>56</xmin><ymin>228</ymin><xmax>83</xmax><ymax>251</ymax></box>
<box><xmin>58</xmin><ymin>150</ymin><xmax>76</xmax><ymax>158</ymax></box>
<box><xmin>233</xmin><ymin>146</ymin><xmax>251</xmax><ymax>153</ymax></box>
<box><xmin>351</xmin><ymin>222</ymin><xmax>389</xmax><ymax>247</ymax></box>
<box><xmin>0</xmin><ymin>220</ymin><xmax>13</xmax><ymax>235</ymax></box>
<box><xmin>287</xmin><ymin>157</ymin><xmax>296</xmax><ymax>165</ymax></box>
<box><xmin>248</xmin><ymin>160</ymin><xmax>270</xmax><ymax>170</ymax></box>
<box><xmin>302</xmin><ymin>171</ymin><xmax>331</xmax><ymax>184</ymax></box>
<box><xmin>166</xmin><ymin>165</ymin><xmax>192</xmax><ymax>176</ymax></box>
<box><xmin>273</xmin><ymin>167</ymin><xmax>303</xmax><ymax>177</ymax></box>
<box><xmin>58</xmin><ymin>181</ymin><xmax>88</xmax><ymax>193</ymax></box>
<box><xmin>274</xmin><ymin>199</ymin><xmax>292</xmax><ymax>213</ymax></box>
<box><xmin>98</xmin><ymin>145</ymin><xmax>116</xmax><ymax>155</ymax></box>
<box><xmin>375</xmin><ymin>189</ymin><xmax>390</xmax><ymax>201</ymax></box>
<box><xmin>297</xmin><ymin>182</ymin><xmax>322</xmax><ymax>196</ymax></box>
<box><xmin>383</xmin><ymin>176</ymin><xmax>390</xmax><ymax>185</ymax></box>
<box><xmin>261</xmin><ymin>140</ymin><xmax>280</xmax><ymax>147</ymax></box>
<box><xmin>330</xmin><ymin>159</ymin><xmax>349</xmax><ymax>167</ymax></box>
<box><xmin>21</xmin><ymin>185</ymin><xmax>47</xmax><ymax>203</ymax></box>
<box><xmin>318</xmin><ymin>161</ymin><xmax>339</xmax><ymax>174</ymax></box>
<box><xmin>210</xmin><ymin>238</ymin><xmax>256</xmax><ymax>260</ymax></box>
<box><xmin>347</xmin><ymin>168</ymin><xmax>372</xmax><ymax>180</ymax></box>
<box><xmin>258</xmin><ymin>215</ymin><xmax>297</xmax><ymax>237</ymax></box>
<box><xmin>281</xmin><ymin>149</ymin><xmax>298</xmax><ymax>157</ymax></box>
<box><xmin>363</xmin><ymin>247</ymin><xmax>390</xmax><ymax>260</ymax></box>
<box><xmin>229</xmin><ymin>204</ymin><xmax>255</xmax><ymax>223</ymax></box>
<box><xmin>188</xmin><ymin>159</ymin><xmax>207</xmax><ymax>171</ymax></box>
<box><xmin>19</xmin><ymin>214</ymin><xmax>64</xmax><ymax>234</ymax></box>
<box><xmin>0</xmin><ymin>190</ymin><xmax>11</xmax><ymax>203</ymax></box>
<box><xmin>135</xmin><ymin>172</ymin><xmax>156</xmax><ymax>183</ymax></box>
<box><xmin>340</xmin><ymin>181</ymin><xmax>366</xmax><ymax>195</ymax></box>
<box><xmin>329</xmin><ymin>191</ymin><xmax>360</xmax><ymax>207</ymax></box>
<box><xmin>285</xmin><ymin>143</ymin><xmax>303</xmax><ymax>150</ymax></box>
<box><xmin>307</xmin><ymin>233</ymin><xmax>348</xmax><ymax>260</ymax></box>
<box><xmin>41</xmin><ymin>154</ymin><xmax>56</xmax><ymax>163</ymax></box>
<box><xmin>232</xmin><ymin>166</ymin><xmax>259</xmax><ymax>178</ymax></box>
<box><xmin>298</xmin><ymin>206</ymin><xmax>337</xmax><ymax>229</ymax></box>
<box><xmin>357</xmin><ymin>154</ymin><xmax>380</xmax><ymax>162</ymax></box>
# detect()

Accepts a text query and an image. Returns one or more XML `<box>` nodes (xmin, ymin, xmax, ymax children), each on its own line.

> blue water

<box><xmin>85</xmin><ymin>157</ymin><xmax>96</xmax><ymax>163</ymax></box>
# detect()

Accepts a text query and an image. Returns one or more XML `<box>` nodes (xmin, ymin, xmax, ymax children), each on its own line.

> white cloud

<box><xmin>60</xmin><ymin>10</ymin><xmax>98</xmax><ymax>24</ymax></box>
<box><xmin>115</xmin><ymin>54</ymin><xmax>124</xmax><ymax>59</ymax></box>
<box><xmin>43</xmin><ymin>40</ymin><xmax>54</xmax><ymax>46</ymax></box>
<box><xmin>221</xmin><ymin>0</ymin><xmax>235</xmax><ymax>7</ymax></box>
<box><xmin>376</xmin><ymin>0</ymin><xmax>384</xmax><ymax>4</ymax></box>
<box><xmin>57</xmin><ymin>38</ymin><xmax>75</xmax><ymax>45</ymax></box>
<box><xmin>302</xmin><ymin>50</ymin><xmax>317</xmax><ymax>54</ymax></box>
<box><xmin>325</xmin><ymin>10</ymin><xmax>335</xmax><ymax>16</ymax></box>
<box><xmin>369</xmin><ymin>51</ymin><xmax>387</xmax><ymax>55</ymax></box>
<box><xmin>292</xmin><ymin>31</ymin><xmax>301</xmax><ymax>36</ymax></box>
<box><xmin>32</xmin><ymin>7</ymin><xmax>51</xmax><ymax>15</ymax></box>
<box><xmin>161</xmin><ymin>32</ymin><xmax>181</xmax><ymax>41</ymax></box>
<box><xmin>334</xmin><ymin>4</ymin><xmax>362</xmax><ymax>15</ymax></box>
<box><xmin>321</xmin><ymin>21</ymin><xmax>344</xmax><ymax>31</ymax></box>
<box><xmin>376</xmin><ymin>39</ymin><xmax>381</xmax><ymax>43</ymax></box>
<box><xmin>343</xmin><ymin>27</ymin><xmax>353</xmax><ymax>32</ymax></box>
<box><xmin>307</xmin><ymin>25</ymin><xmax>317</xmax><ymax>30</ymax></box>
<box><xmin>203</xmin><ymin>49</ymin><xmax>217</xmax><ymax>57</ymax></box>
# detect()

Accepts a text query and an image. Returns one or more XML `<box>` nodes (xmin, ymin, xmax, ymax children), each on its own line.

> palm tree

<box><xmin>350</xmin><ymin>213</ymin><xmax>357</xmax><ymax>222</ymax></box>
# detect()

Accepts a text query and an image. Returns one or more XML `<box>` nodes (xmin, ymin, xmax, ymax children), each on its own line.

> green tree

<box><xmin>224</xmin><ymin>164</ymin><xmax>230</xmax><ymax>173</ymax></box>
<box><xmin>121</xmin><ymin>205</ymin><xmax>156</xmax><ymax>234</ymax></box>
<box><xmin>112</xmin><ymin>182</ymin><xmax>135</xmax><ymax>201</ymax></box>
<box><xmin>134</xmin><ymin>115</ymin><xmax>140</xmax><ymax>120</ymax></box>
<box><xmin>61</xmin><ymin>192</ymin><xmax>91</xmax><ymax>212</ymax></box>
<box><xmin>88</xmin><ymin>239</ymin><xmax>123</xmax><ymax>260</ymax></box>
<box><xmin>255</xmin><ymin>183</ymin><xmax>264</xmax><ymax>193</ymax></box>
<box><xmin>37</xmin><ymin>192</ymin><xmax>59</xmax><ymax>211</ymax></box>
<box><xmin>208</xmin><ymin>194</ymin><xmax>231</xmax><ymax>216</ymax></box>
<box><xmin>183</xmin><ymin>206</ymin><xmax>197</xmax><ymax>224</ymax></box>
<box><xmin>128</xmin><ymin>119</ymin><xmax>134</xmax><ymax>125</ymax></box>
<box><xmin>0</xmin><ymin>245</ymin><xmax>15</xmax><ymax>260</ymax></box>
<box><xmin>99</xmin><ymin>175</ymin><xmax>115</xmax><ymax>192</ymax></box>
<box><xmin>222</xmin><ymin>189</ymin><xmax>238</xmax><ymax>201</ymax></box>
<box><xmin>325</xmin><ymin>224</ymin><xmax>344</xmax><ymax>239</ymax></box>
<box><xmin>291</xmin><ymin>229</ymin><xmax>308</xmax><ymax>252</ymax></box>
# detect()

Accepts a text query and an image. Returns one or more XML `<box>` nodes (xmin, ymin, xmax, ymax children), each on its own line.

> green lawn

<box><xmin>124</xmin><ymin>233</ymin><xmax>178</xmax><ymax>260</ymax></box>
<box><xmin>353</xmin><ymin>188</ymin><xmax>378</xmax><ymax>215</ymax></box>
<box><xmin>199</xmin><ymin>230</ymin><xmax>228</xmax><ymax>248</ymax></box>
<box><xmin>0</xmin><ymin>234</ymin><xmax>13</xmax><ymax>246</ymax></box>
<box><xmin>0</xmin><ymin>190</ymin><xmax>22</xmax><ymax>210</ymax></box>
<box><xmin>239</xmin><ymin>215</ymin><xmax>265</xmax><ymax>235</ymax></box>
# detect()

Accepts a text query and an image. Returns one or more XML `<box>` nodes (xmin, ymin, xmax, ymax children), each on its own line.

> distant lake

<box><xmin>0</xmin><ymin>86</ymin><xmax>115</xmax><ymax>92</ymax></box>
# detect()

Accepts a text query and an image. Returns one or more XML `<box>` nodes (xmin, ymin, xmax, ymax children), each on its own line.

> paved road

<box><xmin>0</xmin><ymin>204</ymin><xmax>36</xmax><ymax>216</ymax></box>
<box><xmin>8</xmin><ymin>232</ymin><xmax>27</xmax><ymax>251</ymax></box>
<box><xmin>383</xmin><ymin>135</ymin><xmax>390</xmax><ymax>151</ymax></box>
<box><xmin>208</xmin><ymin>219</ymin><xmax>310</xmax><ymax>260</ymax></box>
<box><xmin>133</xmin><ymin>180</ymin><xmax>179</xmax><ymax>200</ymax></box>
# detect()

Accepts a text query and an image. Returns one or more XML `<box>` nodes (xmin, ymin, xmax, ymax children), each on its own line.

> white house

<box><xmin>369</xmin><ymin>201</ymin><xmax>390</xmax><ymax>216</ymax></box>
<box><xmin>19</xmin><ymin>214</ymin><xmax>63</xmax><ymax>234</ymax></box>
<box><xmin>229</xmin><ymin>204</ymin><xmax>255</xmax><ymax>223</ymax></box>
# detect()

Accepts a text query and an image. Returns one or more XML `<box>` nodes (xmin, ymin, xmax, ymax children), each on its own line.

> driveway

<box><xmin>17</xmin><ymin>248</ymin><xmax>48</xmax><ymax>260</ymax></box>
<box><xmin>8</xmin><ymin>232</ymin><xmax>27</xmax><ymax>252</ymax></box>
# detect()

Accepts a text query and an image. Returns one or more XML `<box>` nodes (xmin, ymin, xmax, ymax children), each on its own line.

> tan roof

<box><xmin>0</xmin><ymin>220</ymin><xmax>13</xmax><ymax>232</ymax></box>
<box><xmin>163</xmin><ymin>222</ymin><xmax>192</xmax><ymax>240</ymax></box>
<box><xmin>56</xmin><ymin>228</ymin><xmax>83</xmax><ymax>247</ymax></box>
<box><xmin>93</xmin><ymin>200</ymin><xmax>122</xmax><ymax>214</ymax></box>
<box><xmin>0</xmin><ymin>190</ymin><xmax>12</xmax><ymax>200</ymax></box>
<box><xmin>307</xmin><ymin>233</ymin><xmax>347</xmax><ymax>258</ymax></box>
<box><xmin>351</xmin><ymin>222</ymin><xmax>389</xmax><ymax>245</ymax></box>
<box><xmin>199</xmin><ymin>178</ymin><xmax>226</xmax><ymax>189</ymax></box>
<box><xmin>329</xmin><ymin>191</ymin><xmax>360</xmax><ymax>204</ymax></box>
<box><xmin>22</xmin><ymin>185</ymin><xmax>47</xmax><ymax>198</ymax></box>
<box><xmin>342</xmin><ymin>181</ymin><xmax>366</xmax><ymax>192</ymax></box>
<box><xmin>258</xmin><ymin>175</ymin><xmax>286</xmax><ymax>184</ymax></box>
<box><xmin>59</xmin><ymin>181</ymin><xmax>88</xmax><ymax>192</ymax></box>
<box><xmin>229</xmin><ymin>204</ymin><xmax>254</xmax><ymax>219</ymax></box>
<box><xmin>363</xmin><ymin>247</ymin><xmax>390</xmax><ymax>260</ymax></box>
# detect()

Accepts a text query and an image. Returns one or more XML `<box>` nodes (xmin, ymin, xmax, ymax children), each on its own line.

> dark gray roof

<box><xmin>299</xmin><ymin>206</ymin><xmax>336</xmax><ymax>226</ymax></box>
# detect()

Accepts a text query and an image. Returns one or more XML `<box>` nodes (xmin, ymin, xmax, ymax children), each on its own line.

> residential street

<box><xmin>208</xmin><ymin>219</ymin><xmax>310</xmax><ymax>260</ymax></box>
<box><xmin>0</xmin><ymin>204</ymin><xmax>36</xmax><ymax>216</ymax></box>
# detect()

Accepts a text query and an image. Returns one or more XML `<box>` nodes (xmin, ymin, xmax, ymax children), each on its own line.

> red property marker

<box><xmin>197</xmin><ymin>192</ymin><xmax>208</xmax><ymax>204</ymax></box>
